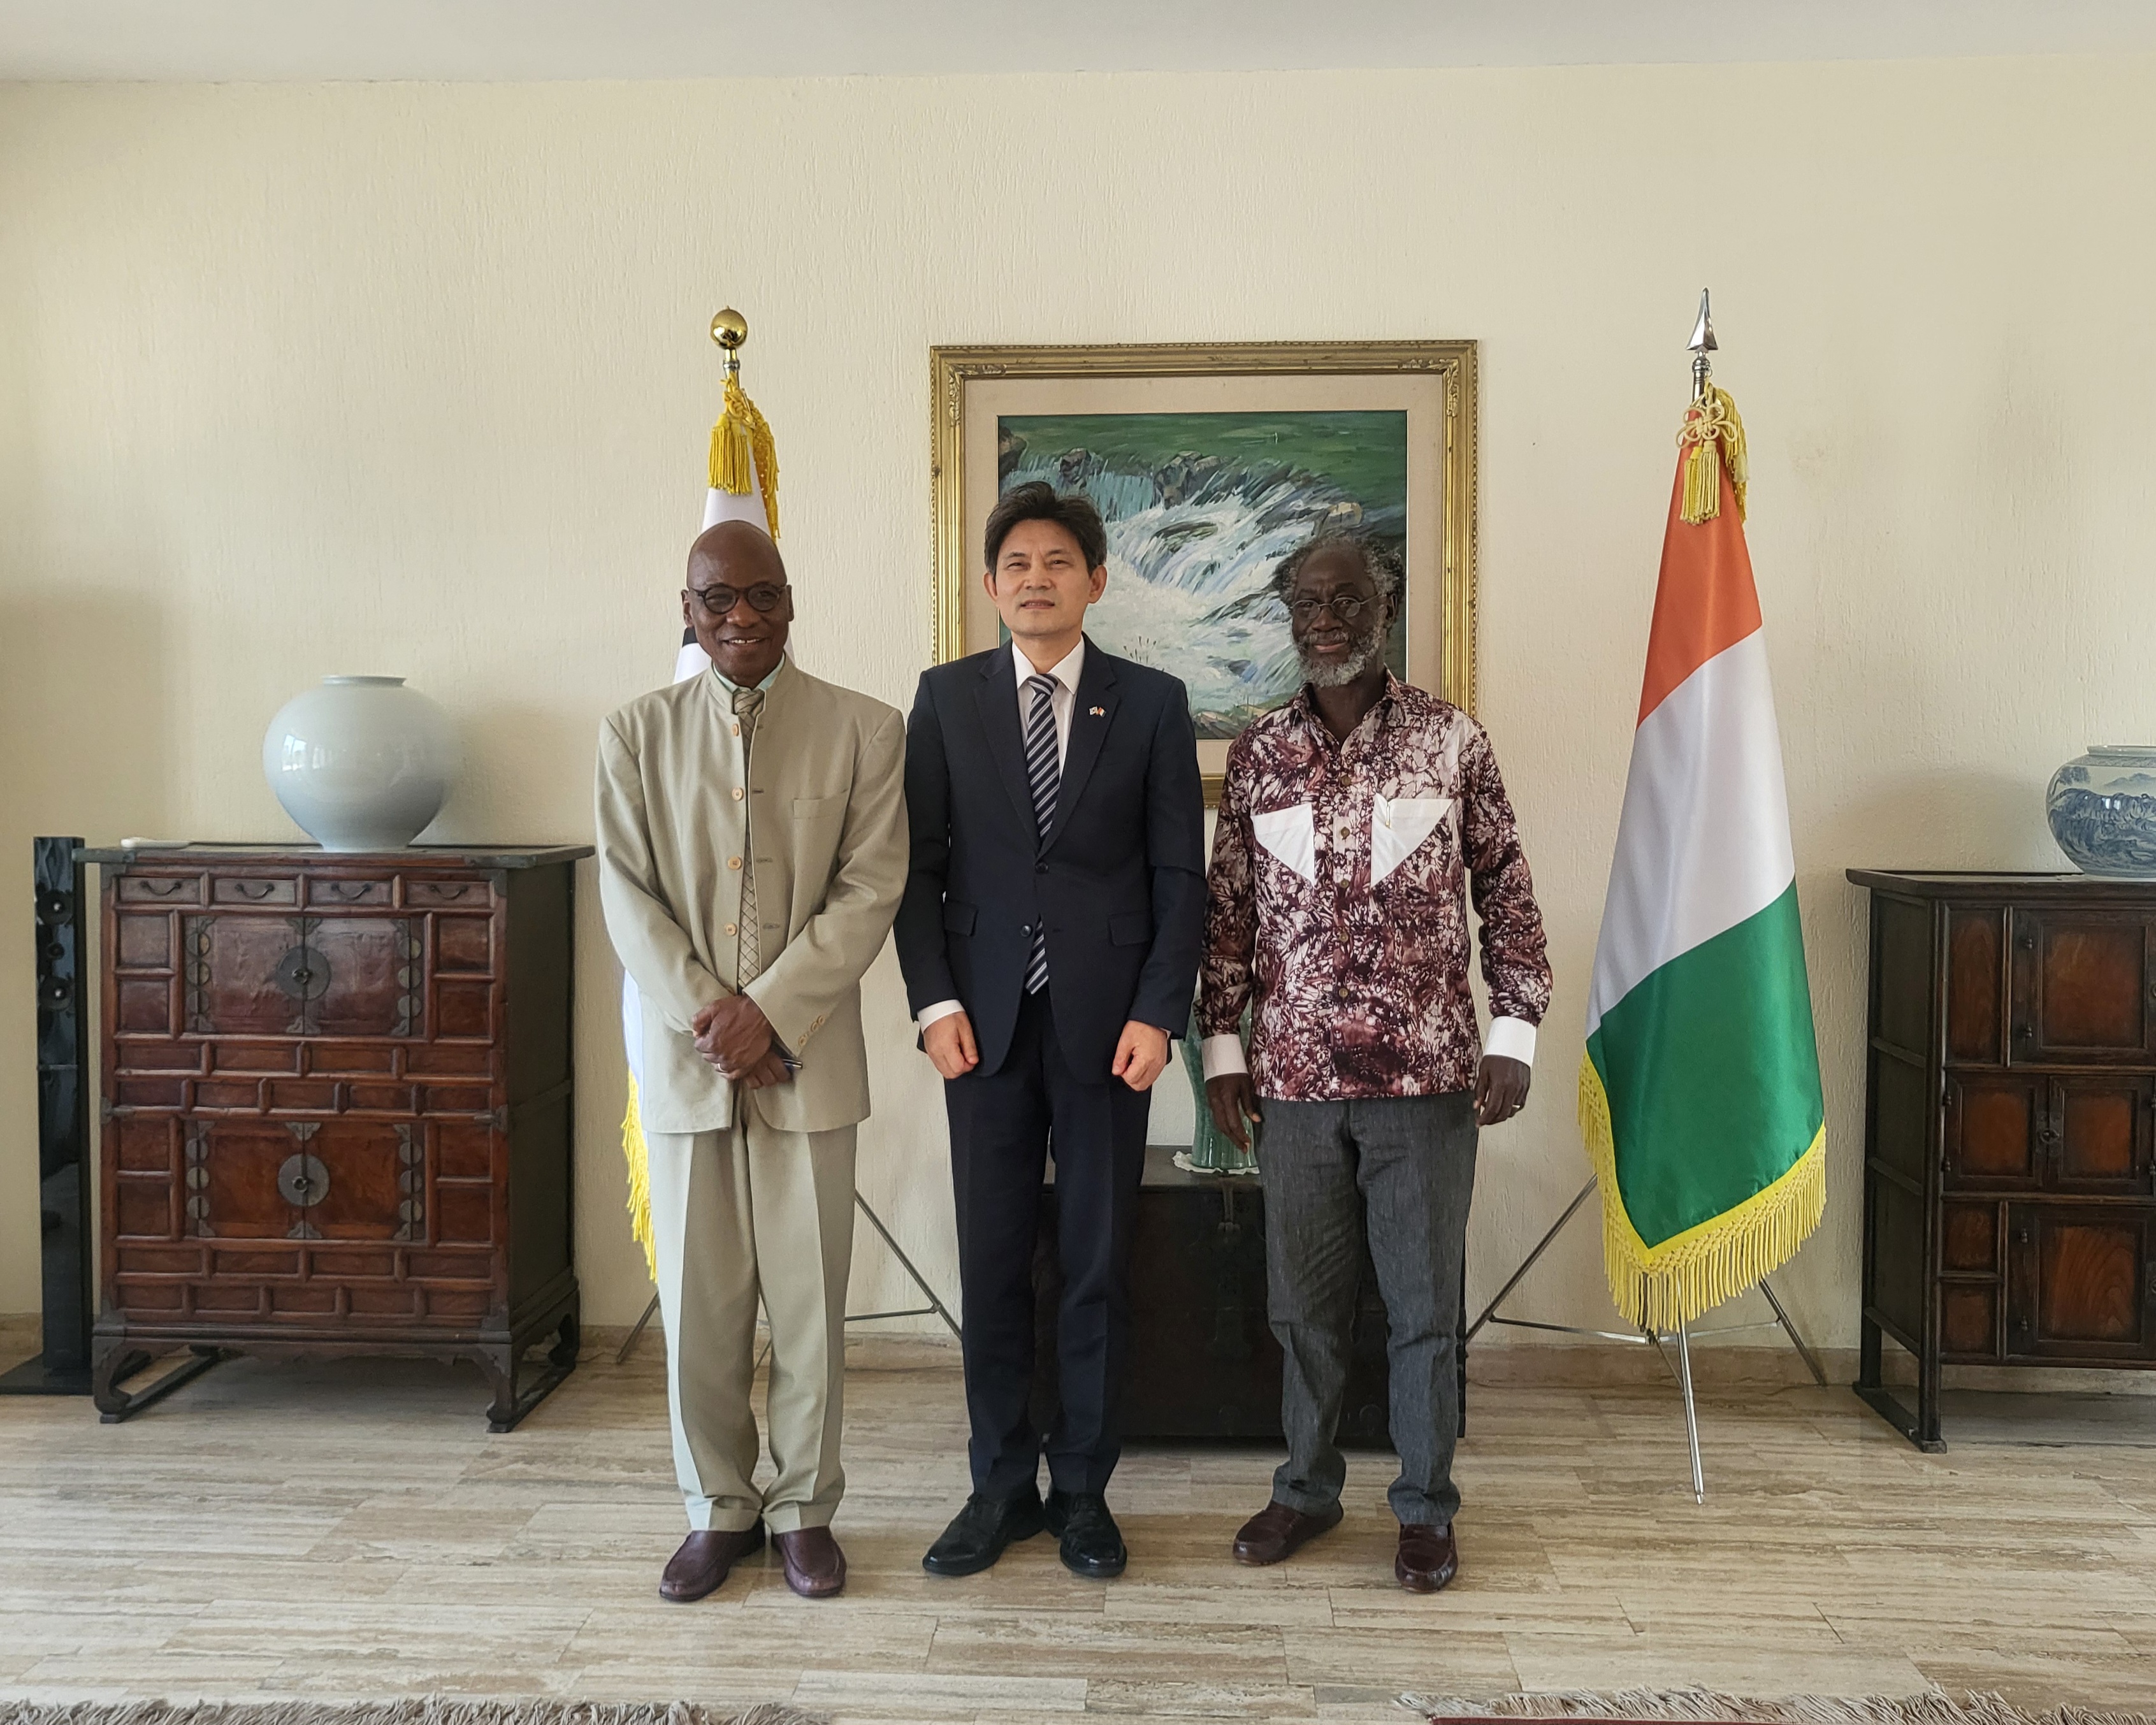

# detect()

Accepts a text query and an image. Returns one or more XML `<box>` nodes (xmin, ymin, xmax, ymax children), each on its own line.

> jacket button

<box><xmin>727</xmin><ymin>856</ymin><xmax>742</xmax><ymax>870</ymax></box>
<box><xmin>732</xmin><ymin>787</ymin><xmax>744</xmax><ymax>801</ymax></box>
<box><xmin>1035</xmin><ymin>862</ymin><xmax>1048</xmax><ymax>874</ymax></box>
<box><xmin>723</xmin><ymin>923</ymin><xmax>737</xmax><ymax>936</ymax></box>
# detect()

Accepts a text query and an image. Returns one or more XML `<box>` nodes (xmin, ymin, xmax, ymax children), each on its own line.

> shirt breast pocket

<box><xmin>1371</xmin><ymin>795</ymin><xmax>1456</xmax><ymax>891</ymax></box>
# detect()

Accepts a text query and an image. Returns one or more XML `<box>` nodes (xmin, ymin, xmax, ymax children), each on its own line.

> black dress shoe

<box><xmin>1045</xmin><ymin>1489</ymin><xmax>1126</xmax><ymax>1579</ymax></box>
<box><xmin>922</xmin><ymin>1490</ymin><xmax>1046</xmax><ymax>1577</ymax></box>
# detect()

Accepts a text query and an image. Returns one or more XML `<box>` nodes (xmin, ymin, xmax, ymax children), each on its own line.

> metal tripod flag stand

<box><xmin>1467</xmin><ymin>1175</ymin><xmax>1824</xmax><ymax>1503</ymax></box>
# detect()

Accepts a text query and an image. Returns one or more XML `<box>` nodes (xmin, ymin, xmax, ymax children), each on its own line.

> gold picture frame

<box><xmin>929</xmin><ymin>340</ymin><xmax>1478</xmax><ymax>800</ymax></box>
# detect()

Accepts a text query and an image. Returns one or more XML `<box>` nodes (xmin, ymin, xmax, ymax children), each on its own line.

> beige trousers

<box><xmin>646</xmin><ymin>1115</ymin><xmax>857</xmax><ymax>1534</ymax></box>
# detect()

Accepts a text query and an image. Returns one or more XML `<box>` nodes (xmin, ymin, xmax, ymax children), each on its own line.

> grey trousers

<box><xmin>1258</xmin><ymin>1092</ymin><xmax>1477</xmax><ymax>1528</ymax></box>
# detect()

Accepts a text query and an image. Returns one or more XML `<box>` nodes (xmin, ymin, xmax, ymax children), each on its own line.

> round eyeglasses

<box><xmin>691</xmin><ymin>582</ymin><xmax>790</xmax><ymax>617</ymax></box>
<box><xmin>1287</xmin><ymin>593</ymin><xmax>1372</xmax><ymax>625</ymax></box>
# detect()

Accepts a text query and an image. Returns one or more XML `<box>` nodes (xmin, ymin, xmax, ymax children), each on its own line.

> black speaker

<box><xmin>1</xmin><ymin>836</ymin><xmax>94</xmax><ymax>1394</ymax></box>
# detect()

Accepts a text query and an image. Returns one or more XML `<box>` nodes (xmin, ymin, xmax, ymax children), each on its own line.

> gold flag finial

<box><xmin>710</xmin><ymin>307</ymin><xmax>748</xmax><ymax>375</ymax></box>
<box><xmin>706</xmin><ymin>308</ymin><xmax>779</xmax><ymax>535</ymax></box>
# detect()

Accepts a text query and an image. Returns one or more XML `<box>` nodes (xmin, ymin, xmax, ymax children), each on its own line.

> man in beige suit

<box><xmin>595</xmin><ymin>519</ymin><xmax>907</xmax><ymax>1602</ymax></box>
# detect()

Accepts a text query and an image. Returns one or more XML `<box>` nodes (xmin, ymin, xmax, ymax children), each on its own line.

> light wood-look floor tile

<box><xmin>3</xmin><ymin>1336</ymin><xmax>2155</xmax><ymax>1717</ymax></box>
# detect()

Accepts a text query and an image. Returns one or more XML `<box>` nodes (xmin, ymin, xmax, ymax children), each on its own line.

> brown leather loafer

<box><xmin>1232</xmin><ymin>1498</ymin><xmax>1343</xmax><ymax>1566</ymax></box>
<box><xmin>774</xmin><ymin>1525</ymin><xmax>847</xmax><ymax>1598</ymax></box>
<box><xmin>1395</xmin><ymin>1522</ymin><xmax>1458</xmax><ymax>1593</ymax></box>
<box><xmin>659</xmin><ymin>1522</ymin><xmax>765</xmax><ymax>1603</ymax></box>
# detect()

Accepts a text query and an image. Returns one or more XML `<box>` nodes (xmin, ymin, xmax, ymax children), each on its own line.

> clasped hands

<box><xmin>922</xmin><ymin>1010</ymin><xmax>1171</xmax><ymax>1092</ymax></box>
<box><xmin>692</xmin><ymin>995</ymin><xmax>792</xmax><ymax>1089</ymax></box>
<box><xmin>1205</xmin><ymin>1053</ymin><xmax>1533</xmax><ymax>1152</ymax></box>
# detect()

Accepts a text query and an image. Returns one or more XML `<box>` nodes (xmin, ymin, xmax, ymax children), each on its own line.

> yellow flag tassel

<box><xmin>1676</xmin><ymin>385</ymin><xmax>1748</xmax><ymax>525</ymax></box>
<box><xmin>708</xmin><ymin>373</ymin><xmax>782</xmax><ymax>538</ymax></box>
<box><xmin>621</xmin><ymin>1074</ymin><xmax>657</xmax><ymax>1283</ymax></box>
<box><xmin>1577</xmin><ymin>1052</ymin><xmax>1825</xmax><ymax>1332</ymax></box>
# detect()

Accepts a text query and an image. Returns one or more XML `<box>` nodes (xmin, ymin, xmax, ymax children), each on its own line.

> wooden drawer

<box><xmin>2009</xmin><ymin>908</ymin><xmax>2156</xmax><ymax>1065</ymax></box>
<box><xmin>2006</xmin><ymin>1202</ymin><xmax>2156</xmax><ymax>1361</ymax></box>
<box><xmin>403</xmin><ymin>876</ymin><xmax>493</xmax><ymax>909</ymax></box>
<box><xmin>116</xmin><ymin>872</ymin><xmax>199</xmax><ymax>906</ymax></box>
<box><xmin>307</xmin><ymin>876</ymin><xmax>393</xmax><ymax>908</ymax></box>
<box><xmin>180</xmin><ymin>913</ymin><xmax>424</xmax><ymax>1039</ymax></box>
<box><xmin>179</xmin><ymin>1116</ymin><xmax>424</xmax><ymax>1243</ymax></box>
<box><xmin>210</xmin><ymin>876</ymin><xmax>298</xmax><ymax>907</ymax></box>
<box><xmin>1944</xmin><ymin>1072</ymin><xmax>2156</xmax><ymax>1196</ymax></box>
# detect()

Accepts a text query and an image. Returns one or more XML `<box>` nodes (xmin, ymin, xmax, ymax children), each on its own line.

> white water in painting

<box><xmin>1003</xmin><ymin>449</ymin><xmax>1400</xmax><ymax>736</ymax></box>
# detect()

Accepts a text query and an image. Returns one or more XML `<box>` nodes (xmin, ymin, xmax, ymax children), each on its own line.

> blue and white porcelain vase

<box><xmin>2046</xmin><ymin>746</ymin><xmax>2156</xmax><ymax>879</ymax></box>
<box><xmin>263</xmin><ymin>676</ymin><xmax>462</xmax><ymax>851</ymax></box>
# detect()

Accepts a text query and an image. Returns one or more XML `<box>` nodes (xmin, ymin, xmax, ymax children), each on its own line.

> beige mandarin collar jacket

<box><xmin>595</xmin><ymin>657</ymin><xmax>909</xmax><ymax>1136</ymax></box>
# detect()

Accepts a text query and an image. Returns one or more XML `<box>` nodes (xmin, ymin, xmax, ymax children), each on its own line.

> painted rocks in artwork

<box><xmin>2047</xmin><ymin>746</ymin><xmax>2156</xmax><ymax>879</ymax></box>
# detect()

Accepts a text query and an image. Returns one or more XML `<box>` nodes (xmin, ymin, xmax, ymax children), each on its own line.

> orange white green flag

<box><xmin>1579</xmin><ymin>386</ymin><xmax>1826</xmax><ymax>1331</ymax></box>
<box><xmin>617</xmin><ymin>349</ymin><xmax>779</xmax><ymax>1280</ymax></box>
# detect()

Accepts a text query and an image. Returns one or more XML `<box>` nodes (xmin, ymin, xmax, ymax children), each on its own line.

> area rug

<box><xmin>0</xmin><ymin>1706</ymin><xmax>823</xmax><ymax>1725</ymax></box>
<box><xmin>1400</xmin><ymin>1693</ymin><xmax>2153</xmax><ymax>1725</ymax></box>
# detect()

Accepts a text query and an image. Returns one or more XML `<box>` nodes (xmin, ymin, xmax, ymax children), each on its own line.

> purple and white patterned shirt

<box><xmin>1199</xmin><ymin>675</ymin><xmax>1552</xmax><ymax>1100</ymax></box>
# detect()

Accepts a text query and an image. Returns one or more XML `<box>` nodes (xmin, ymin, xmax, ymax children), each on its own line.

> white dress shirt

<box><xmin>918</xmin><ymin>639</ymin><xmax>1086</xmax><ymax>1031</ymax></box>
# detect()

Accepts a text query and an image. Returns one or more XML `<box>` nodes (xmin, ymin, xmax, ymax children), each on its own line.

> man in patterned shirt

<box><xmin>1199</xmin><ymin>530</ymin><xmax>1551</xmax><ymax>1594</ymax></box>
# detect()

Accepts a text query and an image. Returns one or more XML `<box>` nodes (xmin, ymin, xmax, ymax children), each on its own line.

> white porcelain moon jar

<box><xmin>263</xmin><ymin>676</ymin><xmax>462</xmax><ymax>851</ymax></box>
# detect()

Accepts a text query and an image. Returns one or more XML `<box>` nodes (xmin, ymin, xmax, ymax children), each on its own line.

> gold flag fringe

<box><xmin>1677</xmin><ymin>385</ymin><xmax>1748</xmax><ymax>525</ymax></box>
<box><xmin>708</xmin><ymin>373</ymin><xmax>781</xmax><ymax>538</ymax></box>
<box><xmin>1577</xmin><ymin>1053</ymin><xmax>1825</xmax><ymax>1331</ymax></box>
<box><xmin>621</xmin><ymin>1074</ymin><xmax>657</xmax><ymax>1283</ymax></box>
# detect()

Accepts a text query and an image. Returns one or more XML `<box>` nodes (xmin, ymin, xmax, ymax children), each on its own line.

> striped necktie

<box><xmin>1022</xmin><ymin>672</ymin><xmax>1058</xmax><ymax>995</ymax></box>
<box><xmin>732</xmin><ymin>684</ymin><xmax>764</xmax><ymax>985</ymax></box>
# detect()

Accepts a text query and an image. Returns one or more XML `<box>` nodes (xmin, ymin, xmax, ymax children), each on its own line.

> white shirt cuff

<box><xmin>1485</xmin><ymin>1016</ymin><xmax>1537</xmax><ymax>1067</ymax></box>
<box><xmin>917</xmin><ymin>999</ymin><xmax>966</xmax><ymax>1030</ymax></box>
<box><xmin>1200</xmin><ymin>1034</ymin><xmax>1248</xmax><ymax>1079</ymax></box>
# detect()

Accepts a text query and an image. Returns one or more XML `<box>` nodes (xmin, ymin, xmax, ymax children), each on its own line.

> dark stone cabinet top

<box><xmin>80</xmin><ymin>843</ymin><xmax>592</xmax><ymax>869</ymax></box>
<box><xmin>1848</xmin><ymin>869</ymin><xmax>2154</xmax><ymax>902</ymax></box>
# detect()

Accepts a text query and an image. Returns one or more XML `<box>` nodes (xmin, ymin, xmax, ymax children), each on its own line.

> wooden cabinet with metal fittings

<box><xmin>1850</xmin><ymin>870</ymin><xmax>2156</xmax><ymax>1451</ymax></box>
<box><xmin>87</xmin><ymin>844</ymin><xmax>591</xmax><ymax>1429</ymax></box>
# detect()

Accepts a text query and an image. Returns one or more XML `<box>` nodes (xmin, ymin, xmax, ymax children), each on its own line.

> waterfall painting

<box><xmin>995</xmin><ymin>411</ymin><xmax>1408</xmax><ymax>737</ymax></box>
<box><xmin>931</xmin><ymin>340</ymin><xmax>1478</xmax><ymax>800</ymax></box>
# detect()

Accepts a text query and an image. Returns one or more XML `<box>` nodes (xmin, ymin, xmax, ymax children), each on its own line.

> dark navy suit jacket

<box><xmin>894</xmin><ymin>637</ymin><xmax>1206</xmax><ymax>1082</ymax></box>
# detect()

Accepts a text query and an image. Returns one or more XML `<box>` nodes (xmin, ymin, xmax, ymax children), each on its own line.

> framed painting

<box><xmin>929</xmin><ymin>340</ymin><xmax>1477</xmax><ymax>800</ymax></box>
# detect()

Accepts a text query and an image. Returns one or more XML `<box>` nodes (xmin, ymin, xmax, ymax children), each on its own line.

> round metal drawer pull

<box><xmin>277</xmin><ymin>1152</ymin><xmax>330</xmax><ymax>1208</ymax></box>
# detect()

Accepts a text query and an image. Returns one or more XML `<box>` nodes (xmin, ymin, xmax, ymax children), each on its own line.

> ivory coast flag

<box><xmin>1579</xmin><ymin>387</ymin><xmax>1826</xmax><ymax>1331</ymax></box>
<box><xmin>618</xmin><ymin>364</ymin><xmax>779</xmax><ymax>1280</ymax></box>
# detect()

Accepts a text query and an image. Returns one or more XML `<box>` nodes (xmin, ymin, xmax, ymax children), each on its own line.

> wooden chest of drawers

<box><xmin>87</xmin><ymin>844</ymin><xmax>591</xmax><ymax>1429</ymax></box>
<box><xmin>1849</xmin><ymin>870</ymin><xmax>2156</xmax><ymax>1449</ymax></box>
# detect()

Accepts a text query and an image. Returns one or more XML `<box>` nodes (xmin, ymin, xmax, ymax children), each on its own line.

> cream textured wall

<box><xmin>4</xmin><ymin>58</ymin><xmax>2154</xmax><ymax>1345</ymax></box>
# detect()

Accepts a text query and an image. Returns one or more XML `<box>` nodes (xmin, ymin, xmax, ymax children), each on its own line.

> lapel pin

<box><xmin>1089</xmin><ymin>705</ymin><xmax>1105</xmax><ymax>716</ymax></box>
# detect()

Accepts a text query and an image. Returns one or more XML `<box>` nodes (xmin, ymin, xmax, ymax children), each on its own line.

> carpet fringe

<box><xmin>0</xmin><ymin>1704</ymin><xmax>826</xmax><ymax>1725</ymax></box>
<box><xmin>1394</xmin><ymin>1693</ymin><xmax>2156</xmax><ymax>1725</ymax></box>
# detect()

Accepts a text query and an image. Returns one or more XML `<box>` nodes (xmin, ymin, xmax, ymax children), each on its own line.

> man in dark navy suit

<box><xmin>896</xmin><ymin>480</ymin><xmax>1205</xmax><ymax>1580</ymax></box>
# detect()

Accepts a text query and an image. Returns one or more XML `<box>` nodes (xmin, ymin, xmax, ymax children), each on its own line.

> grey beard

<box><xmin>1299</xmin><ymin>634</ymin><xmax>1385</xmax><ymax>688</ymax></box>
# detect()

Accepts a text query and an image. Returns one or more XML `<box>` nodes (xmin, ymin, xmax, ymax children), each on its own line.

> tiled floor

<box><xmin>2</xmin><ymin>1334</ymin><xmax>2153</xmax><ymax>1719</ymax></box>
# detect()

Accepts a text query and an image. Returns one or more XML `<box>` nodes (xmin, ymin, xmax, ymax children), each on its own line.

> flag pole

<box><xmin>616</xmin><ymin>307</ymin><xmax>960</xmax><ymax>1363</ymax></box>
<box><xmin>1465</xmin><ymin>291</ymin><xmax>1824</xmax><ymax>1499</ymax></box>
